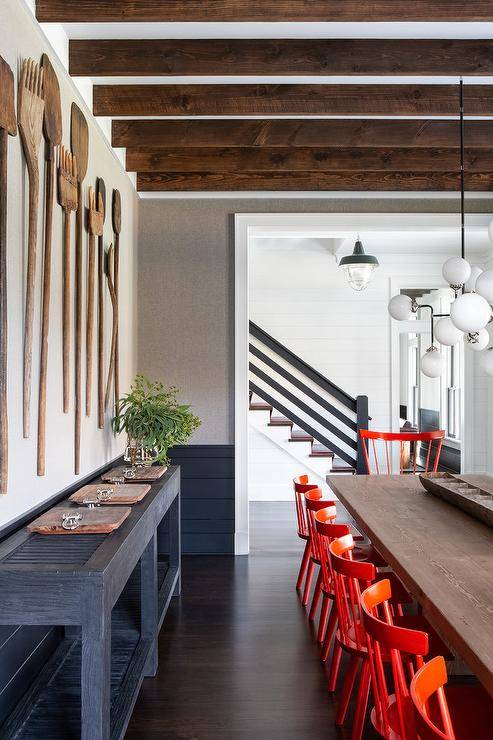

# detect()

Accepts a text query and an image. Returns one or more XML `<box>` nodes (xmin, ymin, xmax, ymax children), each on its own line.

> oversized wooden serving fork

<box><xmin>18</xmin><ymin>58</ymin><xmax>44</xmax><ymax>439</ymax></box>
<box><xmin>57</xmin><ymin>145</ymin><xmax>78</xmax><ymax>414</ymax></box>
<box><xmin>87</xmin><ymin>186</ymin><xmax>104</xmax><ymax>417</ymax></box>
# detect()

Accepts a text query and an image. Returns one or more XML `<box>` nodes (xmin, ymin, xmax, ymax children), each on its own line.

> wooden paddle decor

<box><xmin>27</xmin><ymin>506</ymin><xmax>130</xmax><ymax>535</ymax></box>
<box><xmin>18</xmin><ymin>59</ymin><xmax>45</xmax><ymax>439</ymax></box>
<box><xmin>0</xmin><ymin>56</ymin><xmax>17</xmax><ymax>495</ymax></box>
<box><xmin>37</xmin><ymin>54</ymin><xmax>62</xmax><ymax>477</ymax></box>
<box><xmin>57</xmin><ymin>145</ymin><xmax>78</xmax><ymax>413</ymax></box>
<box><xmin>112</xmin><ymin>189</ymin><xmax>121</xmax><ymax>408</ymax></box>
<box><xmin>71</xmin><ymin>103</ymin><xmax>89</xmax><ymax>475</ymax></box>
<box><xmin>96</xmin><ymin>177</ymin><xmax>107</xmax><ymax>429</ymax></box>
<box><xmin>86</xmin><ymin>186</ymin><xmax>104</xmax><ymax>416</ymax></box>
<box><xmin>104</xmin><ymin>244</ymin><xmax>117</xmax><ymax>410</ymax></box>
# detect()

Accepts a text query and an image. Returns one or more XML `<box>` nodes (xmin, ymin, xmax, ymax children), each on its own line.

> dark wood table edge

<box><xmin>328</xmin><ymin>474</ymin><xmax>493</xmax><ymax>698</ymax></box>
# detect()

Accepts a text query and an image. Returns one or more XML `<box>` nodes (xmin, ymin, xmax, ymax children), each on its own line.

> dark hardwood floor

<box><xmin>126</xmin><ymin>502</ymin><xmax>373</xmax><ymax>739</ymax></box>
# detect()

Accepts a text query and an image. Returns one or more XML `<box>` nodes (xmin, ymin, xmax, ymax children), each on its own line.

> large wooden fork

<box><xmin>87</xmin><ymin>187</ymin><xmax>104</xmax><ymax>417</ymax></box>
<box><xmin>18</xmin><ymin>58</ymin><xmax>44</xmax><ymax>439</ymax></box>
<box><xmin>57</xmin><ymin>145</ymin><xmax>78</xmax><ymax>414</ymax></box>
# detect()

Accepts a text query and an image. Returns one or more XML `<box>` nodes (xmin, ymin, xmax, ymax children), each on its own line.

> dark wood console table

<box><xmin>0</xmin><ymin>466</ymin><xmax>181</xmax><ymax>740</ymax></box>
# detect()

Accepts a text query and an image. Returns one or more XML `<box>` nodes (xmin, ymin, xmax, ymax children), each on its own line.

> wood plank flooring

<box><xmin>126</xmin><ymin>502</ymin><xmax>375</xmax><ymax>739</ymax></box>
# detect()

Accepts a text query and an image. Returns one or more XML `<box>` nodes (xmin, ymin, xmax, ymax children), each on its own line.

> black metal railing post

<box><xmin>356</xmin><ymin>395</ymin><xmax>369</xmax><ymax>475</ymax></box>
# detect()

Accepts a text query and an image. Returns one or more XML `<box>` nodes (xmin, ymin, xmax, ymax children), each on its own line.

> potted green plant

<box><xmin>112</xmin><ymin>374</ymin><xmax>201</xmax><ymax>466</ymax></box>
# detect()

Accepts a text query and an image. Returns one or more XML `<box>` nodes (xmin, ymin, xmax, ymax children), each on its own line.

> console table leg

<box><xmin>141</xmin><ymin>532</ymin><xmax>158</xmax><ymax>677</ymax></box>
<box><xmin>169</xmin><ymin>493</ymin><xmax>181</xmax><ymax>596</ymax></box>
<box><xmin>81</xmin><ymin>593</ymin><xmax>111</xmax><ymax>740</ymax></box>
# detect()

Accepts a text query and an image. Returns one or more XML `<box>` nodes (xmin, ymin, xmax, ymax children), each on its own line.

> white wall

<box><xmin>0</xmin><ymin>0</ymin><xmax>139</xmax><ymax>528</ymax></box>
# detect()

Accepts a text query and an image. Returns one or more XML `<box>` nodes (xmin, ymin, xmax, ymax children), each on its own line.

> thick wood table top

<box><xmin>328</xmin><ymin>474</ymin><xmax>493</xmax><ymax>697</ymax></box>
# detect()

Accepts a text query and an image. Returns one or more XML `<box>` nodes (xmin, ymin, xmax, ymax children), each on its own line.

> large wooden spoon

<box><xmin>0</xmin><ymin>56</ymin><xmax>17</xmax><ymax>495</ymax></box>
<box><xmin>18</xmin><ymin>59</ymin><xmax>45</xmax><ymax>439</ymax></box>
<box><xmin>96</xmin><ymin>177</ymin><xmax>107</xmax><ymax>429</ymax></box>
<box><xmin>37</xmin><ymin>54</ymin><xmax>62</xmax><ymax>477</ymax></box>
<box><xmin>112</xmin><ymin>189</ymin><xmax>121</xmax><ymax>408</ymax></box>
<box><xmin>71</xmin><ymin>103</ymin><xmax>89</xmax><ymax>475</ymax></box>
<box><xmin>104</xmin><ymin>244</ymin><xmax>117</xmax><ymax>411</ymax></box>
<box><xmin>86</xmin><ymin>187</ymin><xmax>104</xmax><ymax>417</ymax></box>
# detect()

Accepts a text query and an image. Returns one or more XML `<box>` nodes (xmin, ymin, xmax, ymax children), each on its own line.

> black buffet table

<box><xmin>0</xmin><ymin>465</ymin><xmax>181</xmax><ymax>740</ymax></box>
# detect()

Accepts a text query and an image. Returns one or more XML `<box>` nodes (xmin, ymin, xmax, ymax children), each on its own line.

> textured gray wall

<box><xmin>138</xmin><ymin>197</ymin><xmax>493</xmax><ymax>444</ymax></box>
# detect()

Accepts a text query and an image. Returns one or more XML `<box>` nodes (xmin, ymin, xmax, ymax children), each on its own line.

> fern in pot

<box><xmin>112</xmin><ymin>375</ymin><xmax>201</xmax><ymax>467</ymax></box>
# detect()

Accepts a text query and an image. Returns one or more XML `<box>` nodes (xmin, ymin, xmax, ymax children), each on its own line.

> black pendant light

<box><xmin>339</xmin><ymin>237</ymin><xmax>379</xmax><ymax>292</ymax></box>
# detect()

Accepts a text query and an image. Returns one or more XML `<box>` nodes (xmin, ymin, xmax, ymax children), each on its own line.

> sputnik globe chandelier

<box><xmin>388</xmin><ymin>80</ymin><xmax>493</xmax><ymax>378</ymax></box>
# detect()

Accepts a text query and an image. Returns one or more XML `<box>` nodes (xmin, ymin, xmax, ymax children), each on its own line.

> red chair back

<box><xmin>314</xmin><ymin>509</ymin><xmax>350</xmax><ymax>591</ymax></box>
<box><xmin>361</xmin><ymin>579</ymin><xmax>429</xmax><ymax>740</ymax></box>
<box><xmin>304</xmin><ymin>489</ymin><xmax>335</xmax><ymax>560</ymax></box>
<box><xmin>359</xmin><ymin>429</ymin><xmax>445</xmax><ymax>475</ymax></box>
<box><xmin>293</xmin><ymin>475</ymin><xmax>318</xmax><ymax>537</ymax></box>
<box><xmin>328</xmin><ymin>534</ymin><xmax>376</xmax><ymax>652</ymax></box>
<box><xmin>410</xmin><ymin>656</ymin><xmax>456</xmax><ymax>740</ymax></box>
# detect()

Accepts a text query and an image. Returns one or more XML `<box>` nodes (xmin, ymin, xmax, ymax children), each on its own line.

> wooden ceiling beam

<box><xmin>94</xmin><ymin>84</ymin><xmax>493</xmax><ymax>117</ymax></box>
<box><xmin>136</xmin><ymin>171</ymin><xmax>493</xmax><ymax>192</ymax></box>
<box><xmin>36</xmin><ymin>1</ymin><xmax>493</xmax><ymax>23</ymax></box>
<box><xmin>70</xmin><ymin>39</ymin><xmax>493</xmax><ymax>77</ymax></box>
<box><xmin>112</xmin><ymin>119</ymin><xmax>493</xmax><ymax>149</ymax></box>
<box><xmin>126</xmin><ymin>146</ymin><xmax>493</xmax><ymax>173</ymax></box>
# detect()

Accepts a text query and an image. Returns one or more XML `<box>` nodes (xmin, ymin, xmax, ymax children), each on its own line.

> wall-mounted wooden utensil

<box><xmin>18</xmin><ymin>58</ymin><xmax>45</xmax><ymax>439</ymax></box>
<box><xmin>71</xmin><ymin>103</ymin><xmax>89</xmax><ymax>475</ymax></box>
<box><xmin>96</xmin><ymin>177</ymin><xmax>106</xmax><ymax>429</ymax></box>
<box><xmin>0</xmin><ymin>56</ymin><xmax>17</xmax><ymax>495</ymax></box>
<box><xmin>112</xmin><ymin>190</ymin><xmax>121</xmax><ymax>408</ymax></box>
<box><xmin>57</xmin><ymin>145</ymin><xmax>78</xmax><ymax>413</ymax></box>
<box><xmin>104</xmin><ymin>244</ymin><xmax>117</xmax><ymax>410</ymax></box>
<box><xmin>86</xmin><ymin>186</ymin><xmax>103</xmax><ymax>417</ymax></box>
<box><xmin>37</xmin><ymin>54</ymin><xmax>62</xmax><ymax>477</ymax></box>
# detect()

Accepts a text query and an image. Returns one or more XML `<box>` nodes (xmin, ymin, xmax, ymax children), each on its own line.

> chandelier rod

<box><xmin>460</xmin><ymin>77</ymin><xmax>465</xmax><ymax>264</ymax></box>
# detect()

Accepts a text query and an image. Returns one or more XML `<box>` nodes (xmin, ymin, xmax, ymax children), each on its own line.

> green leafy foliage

<box><xmin>112</xmin><ymin>375</ymin><xmax>201</xmax><ymax>464</ymax></box>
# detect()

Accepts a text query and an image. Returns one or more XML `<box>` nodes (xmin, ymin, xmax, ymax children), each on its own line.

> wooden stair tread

<box><xmin>330</xmin><ymin>458</ymin><xmax>356</xmax><ymax>473</ymax></box>
<box><xmin>309</xmin><ymin>444</ymin><xmax>335</xmax><ymax>458</ymax></box>
<box><xmin>289</xmin><ymin>431</ymin><xmax>314</xmax><ymax>442</ymax></box>
<box><xmin>268</xmin><ymin>416</ymin><xmax>293</xmax><ymax>427</ymax></box>
<box><xmin>249</xmin><ymin>401</ymin><xmax>273</xmax><ymax>411</ymax></box>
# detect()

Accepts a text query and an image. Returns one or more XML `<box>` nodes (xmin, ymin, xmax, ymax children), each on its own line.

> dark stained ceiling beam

<box><xmin>126</xmin><ymin>146</ymin><xmax>493</xmax><ymax>173</ymax></box>
<box><xmin>36</xmin><ymin>1</ymin><xmax>493</xmax><ymax>22</ymax></box>
<box><xmin>112</xmin><ymin>119</ymin><xmax>493</xmax><ymax>149</ymax></box>
<box><xmin>94</xmin><ymin>84</ymin><xmax>493</xmax><ymax>117</ymax></box>
<box><xmin>136</xmin><ymin>171</ymin><xmax>493</xmax><ymax>192</ymax></box>
<box><xmin>69</xmin><ymin>39</ymin><xmax>493</xmax><ymax>77</ymax></box>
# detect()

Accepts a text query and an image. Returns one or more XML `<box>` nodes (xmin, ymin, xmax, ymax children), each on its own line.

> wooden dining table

<box><xmin>328</xmin><ymin>473</ymin><xmax>493</xmax><ymax>697</ymax></box>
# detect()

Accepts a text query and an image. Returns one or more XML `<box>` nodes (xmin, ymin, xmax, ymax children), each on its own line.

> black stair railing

<box><xmin>249</xmin><ymin>321</ymin><xmax>369</xmax><ymax>474</ymax></box>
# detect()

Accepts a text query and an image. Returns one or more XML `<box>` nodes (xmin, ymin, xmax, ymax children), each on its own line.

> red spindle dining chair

<box><xmin>359</xmin><ymin>429</ymin><xmax>445</xmax><ymax>475</ymax></box>
<box><xmin>410</xmin><ymin>655</ymin><xmax>493</xmax><ymax>740</ymax></box>
<box><xmin>303</xmin><ymin>489</ymin><xmax>336</xmax><ymax>614</ymax></box>
<box><xmin>293</xmin><ymin>475</ymin><xmax>319</xmax><ymax>594</ymax></box>
<box><xmin>361</xmin><ymin>579</ymin><xmax>453</xmax><ymax>740</ymax></box>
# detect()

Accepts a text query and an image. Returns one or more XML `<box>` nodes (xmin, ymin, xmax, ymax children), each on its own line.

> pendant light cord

<box><xmin>460</xmin><ymin>78</ymin><xmax>465</xmax><ymax>264</ymax></box>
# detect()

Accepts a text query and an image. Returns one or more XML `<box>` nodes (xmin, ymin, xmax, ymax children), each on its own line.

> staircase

<box><xmin>248</xmin><ymin>322</ymin><xmax>370</xmax><ymax>476</ymax></box>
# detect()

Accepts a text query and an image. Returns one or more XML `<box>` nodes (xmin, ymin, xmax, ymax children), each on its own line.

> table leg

<box><xmin>141</xmin><ymin>532</ymin><xmax>158</xmax><ymax>677</ymax></box>
<box><xmin>169</xmin><ymin>493</ymin><xmax>181</xmax><ymax>596</ymax></box>
<box><xmin>81</xmin><ymin>590</ymin><xmax>111</xmax><ymax>740</ymax></box>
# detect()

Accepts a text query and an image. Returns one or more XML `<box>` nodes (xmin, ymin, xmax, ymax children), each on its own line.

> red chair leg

<box><xmin>316</xmin><ymin>593</ymin><xmax>330</xmax><ymax>643</ymax></box>
<box><xmin>296</xmin><ymin>540</ymin><xmax>311</xmax><ymax>592</ymax></box>
<box><xmin>308</xmin><ymin>571</ymin><xmax>322</xmax><ymax>621</ymax></box>
<box><xmin>302</xmin><ymin>560</ymin><xmax>315</xmax><ymax>607</ymax></box>
<box><xmin>327</xmin><ymin>642</ymin><xmax>342</xmax><ymax>692</ymax></box>
<box><xmin>335</xmin><ymin>655</ymin><xmax>360</xmax><ymax>726</ymax></box>
<box><xmin>321</xmin><ymin>605</ymin><xmax>338</xmax><ymax>662</ymax></box>
<box><xmin>351</xmin><ymin>660</ymin><xmax>371</xmax><ymax>740</ymax></box>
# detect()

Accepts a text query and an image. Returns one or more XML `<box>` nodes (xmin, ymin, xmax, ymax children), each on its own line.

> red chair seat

<box><xmin>396</xmin><ymin>613</ymin><xmax>454</xmax><ymax>662</ymax></box>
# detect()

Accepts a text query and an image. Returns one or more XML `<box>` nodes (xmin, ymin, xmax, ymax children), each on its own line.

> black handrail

<box><xmin>249</xmin><ymin>343</ymin><xmax>356</xmax><ymax>432</ymax></box>
<box><xmin>249</xmin><ymin>321</ymin><xmax>357</xmax><ymax>411</ymax></box>
<box><xmin>249</xmin><ymin>382</ymin><xmax>356</xmax><ymax>468</ymax></box>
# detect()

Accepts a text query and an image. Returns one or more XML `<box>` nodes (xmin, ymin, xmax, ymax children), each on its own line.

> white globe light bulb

<box><xmin>420</xmin><ymin>347</ymin><xmax>446</xmax><ymax>378</ymax></box>
<box><xmin>481</xmin><ymin>348</ymin><xmax>493</xmax><ymax>375</ymax></box>
<box><xmin>442</xmin><ymin>257</ymin><xmax>471</xmax><ymax>288</ymax></box>
<box><xmin>388</xmin><ymin>294</ymin><xmax>414</xmax><ymax>321</ymax></box>
<box><xmin>466</xmin><ymin>328</ymin><xmax>490</xmax><ymax>352</ymax></box>
<box><xmin>464</xmin><ymin>265</ymin><xmax>483</xmax><ymax>293</ymax></box>
<box><xmin>450</xmin><ymin>292</ymin><xmax>491</xmax><ymax>333</ymax></box>
<box><xmin>475</xmin><ymin>269</ymin><xmax>493</xmax><ymax>305</ymax></box>
<box><xmin>434</xmin><ymin>317</ymin><xmax>463</xmax><ymax>347</ymax></box>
